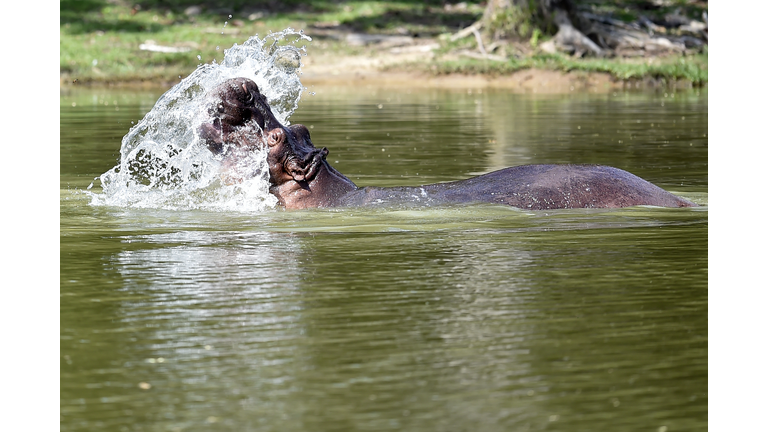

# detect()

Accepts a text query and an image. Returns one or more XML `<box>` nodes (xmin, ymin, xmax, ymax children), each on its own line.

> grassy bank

<box><xmin>408</xmin><ymin>50</ymin><xmax>707</xmax><ymax>86</ymax></box>
<box><xmin>61</xmin><ymin>0</ymin><xmax>707</xmax><ymax>86</ymax></box>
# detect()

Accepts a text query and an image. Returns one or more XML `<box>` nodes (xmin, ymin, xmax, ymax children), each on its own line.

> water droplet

<box><xmin>197</xmin><ymin>55</ymin><xmax>201</xmax><ymax>60</ymax></box>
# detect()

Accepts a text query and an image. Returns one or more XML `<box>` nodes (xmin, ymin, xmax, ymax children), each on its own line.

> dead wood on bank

<box><xmin>452</xmin><ymin>1</ymin><xmax>708</xmax><ymax>60</ymax></box>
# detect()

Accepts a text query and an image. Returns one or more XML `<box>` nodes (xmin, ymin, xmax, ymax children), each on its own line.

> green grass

<box><xmin>60</xmin><ymin>0</ymin><xmax>480</xmax><ymax>82</ymax></box>
<box><xmin>60</xmin><ymin>3</ymin><xmax>288</xmax><ymax>82</ymax></box>
<box><xmin>60</xmin><ymin>0</ymin><xmax>707</xmax><ymax>86</ymax></box>
<box><xmin>396</xmin><ymin>50</ymin><xmax>708</xmax><ymax>86</ymax></box>
<box><xmin>541</xmin><ymin>52</ymin><xmax>708</xmax><ymax>84</ymax></box>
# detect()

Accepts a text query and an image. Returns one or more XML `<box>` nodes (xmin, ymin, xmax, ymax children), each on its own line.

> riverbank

<box><xmin>62</xmin><ymin>56</ymin><xmax>704</xmax><ymax>94</ymax></box>
<box><xmin>61</xmin><ymin>41</ymin><xmax>707</xmax><ymax>93</ymax></box>
<box><xmin>60</xmin><ymin>1</ymin><xmax>707</xmax><ymax>92</ymax></box>
<box><xmin>296</xmin><ymin>47</ymin><xmax>704</xmax><ymax>92</ymax></box>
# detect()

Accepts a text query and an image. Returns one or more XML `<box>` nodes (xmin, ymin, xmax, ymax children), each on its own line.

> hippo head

<box><xmin>198</xmin><ymin>77</ymin><xmax>281</xmax><ymax>155</ymax></box>
<box><xmin>198</xmin><ymin>77</ymin><xmax>330</xmax><ymax>188</ymax></box>
<box><xmin>264</xmin><ymin>124</ymin><xmax>329</xmax><ymax>185</ymax></box>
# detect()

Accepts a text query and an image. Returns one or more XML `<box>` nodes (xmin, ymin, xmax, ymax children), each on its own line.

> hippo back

<box><xmin>427</xmin><ymin>165</ymin><xmax>696</xmax><ymax>209</ymax></box>
<box><xmin>338</xmin><ymin>165</ymin><xmax>696</xmax><ymax>210</ymax></box>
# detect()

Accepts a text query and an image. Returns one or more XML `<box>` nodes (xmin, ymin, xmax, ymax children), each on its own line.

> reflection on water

<box><xmin>61</xmin><ymin>86</ymin><xmax>707</xmax><ymax>432</ymax></box>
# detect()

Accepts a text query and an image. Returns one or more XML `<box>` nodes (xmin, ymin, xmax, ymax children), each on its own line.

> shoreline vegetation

<box><xmin>61</xmin><ymin>1</ymin><xmax>707</xmax><ymax>92</ymax></box>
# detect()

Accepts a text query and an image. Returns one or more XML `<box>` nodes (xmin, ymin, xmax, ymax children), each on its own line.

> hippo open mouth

<box><xmin>198</xmin><ymin>78</ymin><xmax>334</xmax><ymax>193</ymax></box>
<box><xmin>199</xmin><ymin>77</ymin><xmax>697</xmax><ymax>210</ymax></box>
<box><xmin>198</xmin><ymin>77</ymin><xmax>279</xmax><ymax>155</ymax></box>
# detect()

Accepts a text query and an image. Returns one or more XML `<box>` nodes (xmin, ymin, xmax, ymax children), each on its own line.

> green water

<box><xmin>61</xmin><ymin>85</ymin><xmax>707</xmax><ymax>432</ymax></box>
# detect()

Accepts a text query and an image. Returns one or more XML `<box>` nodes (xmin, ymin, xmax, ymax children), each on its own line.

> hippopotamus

<box><xmin>198</xmin><ymin>77</ymin><xmax>697</xmax><ymax>210</ymax></box>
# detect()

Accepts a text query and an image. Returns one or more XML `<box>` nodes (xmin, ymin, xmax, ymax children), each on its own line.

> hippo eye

<box><xmin>245</xmin><ymin>92</ymin><xmax>254</xmax><ymax>104</ymax></box>
<box><xmin>216</xmin><ymin>103</ymin><xmax>224</xmax><ymax>113</ymax></box>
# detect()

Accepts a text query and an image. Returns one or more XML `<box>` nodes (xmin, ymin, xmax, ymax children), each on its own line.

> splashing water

<box><xmin>90</xmin><ymin>29</ymin><xmax>311</xmax><ymax>212</ymax></box>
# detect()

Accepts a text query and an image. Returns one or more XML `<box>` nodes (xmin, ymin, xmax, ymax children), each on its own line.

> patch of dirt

<box><xmin>301</xmin><ymin>44</ymin><xmax>651</xmax><ymax>93</ymax></box>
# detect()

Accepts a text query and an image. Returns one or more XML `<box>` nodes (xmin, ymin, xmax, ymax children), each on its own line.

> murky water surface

<box><xmin>61</xmin><ymin>85</ymin><xmax>707</xmax><ymax>432</ymax></box>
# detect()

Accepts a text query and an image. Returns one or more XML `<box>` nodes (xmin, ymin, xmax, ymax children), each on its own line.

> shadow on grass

<box><xmin>62</xmin><ymin>0</ymin><xmax>480</xmax><ymax>35</ymax></box>
<box><xmin>340</xmin><ymin>8</ymin><xmax>480</xmax><ymax>36</ymax></box>
<box><xmin>130</xmin><ymin>0</ymin><xmax>467</xmax><ymax>13</ymax></box>
<box><xmin>61</xmin><ymin>0</ymin><xmax>164</xmax><ymax>34</ymax></box>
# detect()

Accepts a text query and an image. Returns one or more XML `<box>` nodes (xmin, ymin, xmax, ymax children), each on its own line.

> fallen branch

<box><xmin>471</xmin><ymin>27</ymin><xmax>488</xmax><ymax>56</ymax></box>
<box><xmin>450</xmin><ymin>22</ymin><xmax>483</xmax><ymax>42</ymax></box>
<box><xmin>139</xmin><ymin>42</ymin><xmax>191</xmax><ymax>53</ymax></box>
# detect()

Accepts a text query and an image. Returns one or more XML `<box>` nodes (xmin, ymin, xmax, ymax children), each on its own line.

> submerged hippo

<box><xmin>199</xmin><ymin>77</ymin><xmax>697</xmax><ymax>210</ymax></box>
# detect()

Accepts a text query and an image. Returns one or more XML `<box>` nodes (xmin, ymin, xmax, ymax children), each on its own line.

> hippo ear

<box><xmin>266</xmin><ymin>128</ymin><xmax>285</xmax><ymax>147</ymax></box>
<box><xmin>242</xmin><ymin>82</ymin><xmax>255</xmax><ymax>104</ymax></box>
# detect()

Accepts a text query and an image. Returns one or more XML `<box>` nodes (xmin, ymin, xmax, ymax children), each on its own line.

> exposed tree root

<box><xmin>450</xmin><ymin>3</ymin><xmax>707</xmax><ymax>59</ymax></box>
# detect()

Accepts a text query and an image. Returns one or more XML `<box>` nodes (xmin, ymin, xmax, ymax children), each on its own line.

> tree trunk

<box><xmin>479</xmin><ymin>0</ymin><xmax>603</xmax><ymax>56</ymax></box>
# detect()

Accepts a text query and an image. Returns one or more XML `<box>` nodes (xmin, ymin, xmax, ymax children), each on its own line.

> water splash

<box><xmin>90</xmin><ymin>28</ymin><xmax>311</xmax><ymax>212</ymax></box>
